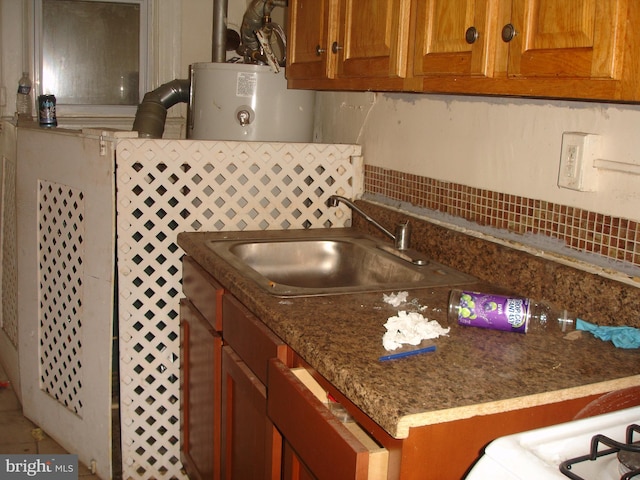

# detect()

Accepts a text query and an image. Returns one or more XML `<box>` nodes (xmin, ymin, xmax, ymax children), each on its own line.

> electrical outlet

<box><xmin>558</xmin><ymin>139</ymin><xmax>582</xmax><ymax>189</ymax></box>
<box><xmin>557</xmin><ymin>132</ymin><xmax>601</xmax><ymax>191</ymax></box>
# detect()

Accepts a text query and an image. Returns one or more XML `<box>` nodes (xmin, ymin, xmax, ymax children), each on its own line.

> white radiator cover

<box><xmin>11</xmin><ymin>126</ymin><xmax>361</xmax><ymax>480</ymax></box>
<box><xmin>115</xmin><ymin>139</ymin><xmax>362</xmax><ymax>479</ymax></box>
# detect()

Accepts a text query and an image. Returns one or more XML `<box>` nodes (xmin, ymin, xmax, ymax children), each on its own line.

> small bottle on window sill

<box><xmin>448</xmin><ymin>289</ymin><xmax>576</xmax><ymax>334</ymax></box>
<box><xmin>16</xmin><ymin>72</ymin><xmax>33</xmax><ymax>118</ymax></box>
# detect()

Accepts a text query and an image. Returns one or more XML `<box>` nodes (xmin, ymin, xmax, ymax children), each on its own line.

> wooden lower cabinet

<box><xmin>180</xmin><ymin>256</ymin><xmax>613</xmax><ymax>480</ymax></box>
<box><xmin>282</xmin><ymin>441</ymin><xmax>315</xmax><ymax>480</ymax></box>
<box><xmin>220</xmin><ymin>294</ymin><xmax>288</xmax><ymax>480</ymax></box>
<box><xmin>393</xmin><ymin>394</ymin><xmax>604</xmax><ymax>480</ymax></box>
<box><xmin>264</xmin><ymin>362</ymin><xmax>606</xmax><ymax>480</ymax></box>
<box><xmin>220</xmin><ymin>346</ymin><xmax>281</xmax><ymax>480</ymax></box>
<box><xmin>180</xmin><ymin>299</ymin><xmax>223</xmax><ymax>480</ymax></box>
<box><xmin>268</xmin><ymin>359</ymin><xmax>389</xmax><ymax>480</ymax></box>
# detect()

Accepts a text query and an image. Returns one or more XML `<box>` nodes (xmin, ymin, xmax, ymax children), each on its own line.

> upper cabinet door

<box><xmin>507</xmin><ymin>0</ymin><xmax>626</xmax><ymax>79</ymax></box>
<box><xmin>412</xmin><ymin>0</ymin><xmax>500</xmax><ymax>77</ymax></box>
<box><xmin>286</xmin><ymin>0</ymin><xmax>639</xmax><ymax>99</ymax></box>
<box><xmin>336</xmin><ymin>0</ymin><xmax>412</xmax><ymax>78</ymax></box>
<box><xmin>287</xmin><ymin>0</ymin><xmax>335</xmax><ymax>80</ymax></box>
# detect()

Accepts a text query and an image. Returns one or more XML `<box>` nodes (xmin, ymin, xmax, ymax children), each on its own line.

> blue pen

<box><xmin>379</xmin><ymin>345</ymin><xmax>437</xmax><ymax>362</ymax></box>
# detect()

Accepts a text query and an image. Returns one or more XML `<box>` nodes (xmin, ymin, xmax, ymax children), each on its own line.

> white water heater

<box><xmin>189</xmin><ymin>62</ymin><xmax>315</xmax><ymax>142</ymax></box>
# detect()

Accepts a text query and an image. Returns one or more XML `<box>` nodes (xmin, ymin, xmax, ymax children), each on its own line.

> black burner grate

<box><xmin>560</xmin><ymin>424</ymin><xmax>640</xmax><ymax>480</ymax></box>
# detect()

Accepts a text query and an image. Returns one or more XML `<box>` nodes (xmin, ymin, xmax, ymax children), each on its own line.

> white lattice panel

<box><xmin>17</xmin><ymin>127</ymin><xmax>117</xmax><ymax>479</ymax></box>
<box><xmin>1</xmin><ymin>153</ymin><xmax>18</xmax><ymax>346</ymax></box>
<box><xmin>116</xmin><ymin>139</ymin><xmax>362</xmax><ymax>479</ymax></box>
<box><xmin>38</xmin><ymin>180</ymin><xmax>85</xmax><ymax>416</ymax></box>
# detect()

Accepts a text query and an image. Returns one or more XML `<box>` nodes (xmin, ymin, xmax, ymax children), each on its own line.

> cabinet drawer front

<box><xmin>267</xmin><ymin>359</ymin><xmax>388</xmax><ymax>480</ymax></box>
<box><xmin>182</xmin><ymin>256</ymin><xmax>224</xmax><ymax>331</ymax></box>
<box><xmin>222</xmin><ymin>295</ymin><xmax>287</xmax><ymax>385</ymax></box>
<box><xmin>179</xmin><ymin>299</ymin><xmax>223</xmax><ymax>480</ymax></box>
<box><xmin>221</xmin><ymin>346</ymin><xmax>281</xmax><ymax>480</ymax></box>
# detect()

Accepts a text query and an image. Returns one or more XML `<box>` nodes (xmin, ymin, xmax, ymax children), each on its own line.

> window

<box><xmin>35</xmin><ymin>0</ymin><xmax>149</xmax><ymax>115</ymax></box>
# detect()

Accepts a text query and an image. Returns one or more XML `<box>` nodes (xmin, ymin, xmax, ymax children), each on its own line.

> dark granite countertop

<box><xmin>177</xmin><ymin>228</ymin><xmax>640</xmax><ymax>439</ymax></box>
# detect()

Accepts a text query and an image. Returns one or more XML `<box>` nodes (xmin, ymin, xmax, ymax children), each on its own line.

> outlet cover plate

<box><xmin>558</xmin><ymin>132</ymin><xmax>601</xmax><ymax>192</ymax></box>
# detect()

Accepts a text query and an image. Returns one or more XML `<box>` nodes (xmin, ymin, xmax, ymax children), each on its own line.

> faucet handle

<box><xmin>394</xmin><ymin>221</ymin><xmax>411</xmax><ymax>250</ymax></box>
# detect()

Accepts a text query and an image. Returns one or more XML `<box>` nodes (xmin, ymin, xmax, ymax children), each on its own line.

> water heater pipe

<box><xmin>132</xmin><ymin>78</ymin><xmax>190</xmax><ymax>138</ymax></box>
<box><xmin>133</xmin><ymin>1</ymin><xmax>287</xmax><ymax>138</ymax></box>
<box><xmin>237</xmin><ymin>0</ymin><xmax>287</xmax><ymax>62</ymax></box>
<box><xmin>212</xmin><ymin>0</ymin><xmax>228</xmax><ymax>62</ymax></box>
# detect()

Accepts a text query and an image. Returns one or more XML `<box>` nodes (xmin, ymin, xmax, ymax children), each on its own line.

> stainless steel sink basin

<box><xmin>206</xmin><ymin>231</ymin><xmax>476</xmax><ymax>297</ymax></box>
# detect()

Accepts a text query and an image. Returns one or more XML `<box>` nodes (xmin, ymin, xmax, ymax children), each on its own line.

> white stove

<box><xmin>465</xmin><ymin>406</ymin><xmax>640</xmax><ymax>479</ymax></box>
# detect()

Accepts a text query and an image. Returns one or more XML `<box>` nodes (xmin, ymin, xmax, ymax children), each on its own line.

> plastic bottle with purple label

<box><xmin>448</xmin><ymin>289</ymin><xmax>576</xmax><ymax>334</ymax></box>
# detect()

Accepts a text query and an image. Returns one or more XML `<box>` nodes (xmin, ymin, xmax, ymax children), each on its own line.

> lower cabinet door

<box><xmin>282</xmin><ymin>440</ymin><xmax>316</xmax><ymax>480</ymax></box>
<box><xmin>221</xmin><ymin>346</ymin><xmax>282</xmax><ymax>480</ymax></box>
<box><xmin>180</xmin><ymin>298</ymin><xmax>223</xmax><ymax>480</ymax></box>
<box><xmin>267</xmin><ymin>359</ymin><xmax>389</xmax><ymax>480</ymax></box>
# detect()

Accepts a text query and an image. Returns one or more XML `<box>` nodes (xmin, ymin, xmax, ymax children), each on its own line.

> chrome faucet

<box><xmin>327</xmin><ymin>195</ymin><xmax>412</xmax><ymax>250</ymax></box>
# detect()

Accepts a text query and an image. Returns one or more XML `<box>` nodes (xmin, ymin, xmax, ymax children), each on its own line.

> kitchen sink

<box><xmin>206</xmin><ymin>231</ymin><xmax>476</xmax><ymax>296</ymax></box>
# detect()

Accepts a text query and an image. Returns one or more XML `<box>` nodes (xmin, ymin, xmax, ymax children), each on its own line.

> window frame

<box><xmin>33</xmin><ymin>0</ymin><xmax>151</xmax><ymax>117</ymax></box>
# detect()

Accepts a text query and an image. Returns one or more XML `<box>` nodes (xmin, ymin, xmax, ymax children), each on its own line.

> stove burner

<box><xmin>560</xmin><ymin>424</ymin><xmax>640</xmax><ymax>480</ymax></box>
<box><xmin>618</xmin><ymin>441</ymin><xmax>640</xmax><ymax>475</ymax></box>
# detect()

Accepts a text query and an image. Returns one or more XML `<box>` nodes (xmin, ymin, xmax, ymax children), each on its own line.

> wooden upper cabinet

<box><xmin>507</xmin><ymin>0</ymin><xmax>626</xmax><ymax>79</ymax></box>
<box><xmin>412</xmin><ymin>0</ymin><xmax>501</xmax><ymax>77</ymax></box>
<box><xmin>287</xmin><ymin>0</ymin><xmax>334</xmax><ymax>80</ymax></box>
<box><xmin>412</xmin><ymin>0</ymin><xmax>626</xmax><ymax>80</ymax></box>
<box><xmin>287</xmin><ymin>0</ymin><xmax>640</xmax><ymax>100</ymax></box>
<box><xmin>411</xmin><ymin>0</ymin><xmax>637</xmax><ymax>99</ymax></box>
<box><xmin>287</xmin><ymin>0</ymin><xmax>411</xmax><ymax>84</ymax></box>
<box><xmin>337</xmin><ymin>0</ymin><xmax>411</xmax><ymax>78</ymax></box>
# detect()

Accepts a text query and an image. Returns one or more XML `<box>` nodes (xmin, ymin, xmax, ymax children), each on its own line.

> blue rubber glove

<box><xmin>576</xmin><ymin>318</ymin><xmax>640</xmax><ymax>349</ymax></box>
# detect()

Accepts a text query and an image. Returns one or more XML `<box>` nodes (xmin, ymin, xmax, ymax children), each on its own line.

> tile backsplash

<box><xmin>365</xmin><ymin>165</ymin><xmax>640</xmax><ymax>269</ymax></box>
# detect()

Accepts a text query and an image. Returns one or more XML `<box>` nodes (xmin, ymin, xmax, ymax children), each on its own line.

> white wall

<box><xmin>314</xmin><ymin>91</ymin><xmax>640</xmax><ymax>222</ymax></box>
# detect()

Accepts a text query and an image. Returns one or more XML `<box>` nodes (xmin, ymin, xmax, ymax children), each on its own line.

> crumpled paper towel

<box><xmin>383</xmin><ymin>311</ymin><xmax>450</xmax><ymax>351</ymax></box>
<box><xmin>576</xmin><ymin>318</ymin><xmax>640</xmax><ymax>349</ymax></box>
<box><xmin>383</xmin><ymin>291</ymin><xmax>409</xmax><ymax>307</ymax></box>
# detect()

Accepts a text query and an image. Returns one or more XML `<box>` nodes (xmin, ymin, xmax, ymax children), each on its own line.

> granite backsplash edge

<box><xmin>350</xmin><ymin>199</ymin><xmax>639</xmax><ymax>329</ymax></box>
